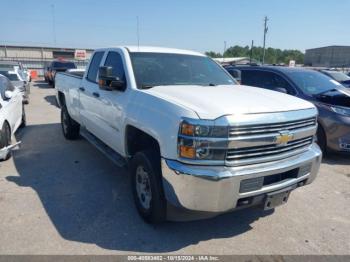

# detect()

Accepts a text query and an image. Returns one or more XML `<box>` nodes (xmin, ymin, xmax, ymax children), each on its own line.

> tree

<box><xmin>206</xmin><ymin>45</ymin><xmax>304</xmax><ymax>64</ymax></box>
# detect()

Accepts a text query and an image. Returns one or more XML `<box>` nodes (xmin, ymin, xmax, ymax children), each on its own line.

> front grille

<box><xmin>229</xmin><ymin>117</ymin><xmax>316</xmax><ymax>137</ymax></box>
<box><xmin>226</xmin><ymin>136</ymin><xmax>313</xmax><ymax>162</ymax></box>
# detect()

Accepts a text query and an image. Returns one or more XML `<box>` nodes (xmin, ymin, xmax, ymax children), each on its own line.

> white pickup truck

<box><xmin>55</xmin><ymin>46</ymin><xmax>322</xmax><ymax>223</ymax></box>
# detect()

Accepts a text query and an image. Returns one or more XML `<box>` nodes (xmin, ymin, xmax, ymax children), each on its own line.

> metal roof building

<box><xmin>304</xmin><ymin>45</ymin><xmax>350</xmax><ymax>67</ymax></box>
<box><xmin>0</xmin><ymin>45</ymin><xmax>94</xmax><ymax>75</ymax></box>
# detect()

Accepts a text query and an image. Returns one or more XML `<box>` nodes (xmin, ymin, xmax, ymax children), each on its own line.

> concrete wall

<box><xmin>305</xmin><ymin>46</ymin><xmax>350</xmax><ymax>67</ymax></box>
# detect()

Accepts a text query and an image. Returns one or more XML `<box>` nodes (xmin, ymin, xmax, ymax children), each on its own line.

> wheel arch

<box><xmin>125</xmin><ymin>125</ymin><xmax>161</xmax><ymax>158</ymax></box>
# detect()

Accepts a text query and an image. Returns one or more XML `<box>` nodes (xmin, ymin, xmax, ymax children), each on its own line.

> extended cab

<box><xmin>55</xmin><ymin>46</ymin><xmax>322</xmax><ymax>223</ymax></box>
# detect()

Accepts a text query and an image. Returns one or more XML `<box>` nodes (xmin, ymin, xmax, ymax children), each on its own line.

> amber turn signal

<box><xmin>179</xmin><ymin>145</ymin><xmax>196</xmax><ymax>159</ymax></box>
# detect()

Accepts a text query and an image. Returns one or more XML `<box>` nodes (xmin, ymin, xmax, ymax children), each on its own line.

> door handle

<box><xmin>79</xmin><ymin>87</ymin><xmax>85</xmax><ymax>92</ymax></box>
<box><xmin>92</xmin><ymin>92</ymin><xmax>100</xmax><ymax>98</ymax></box>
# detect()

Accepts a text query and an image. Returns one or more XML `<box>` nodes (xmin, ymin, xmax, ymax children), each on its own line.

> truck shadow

<box><xmin>7</xmin><ymin>123</ymin><xmax>273</xmax><ymax>252</ymax></box>
<box><xmin>44</xmin><ymin>95</ymin><xmax>59</xmax><ymax>108</ymax></box>
<box><xmin>322</xmin><ymin>153</ymin><xmax>350</xmax><ymax>165</ymax></box>
<box><xmin>32</xmin><ymin>80</ymin><xmax>53</xmax><ymax>89</ymax></box>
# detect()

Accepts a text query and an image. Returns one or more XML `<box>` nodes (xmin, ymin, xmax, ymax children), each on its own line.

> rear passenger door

<box><xmin>0</xmin><ymin>78</ymin><xmax>21</xmax><ymax>133</ymax></box>
<box><xmin>80</xmin><ymin>51</ymin><xmax>106</xmax><ymax>137</ymax></box>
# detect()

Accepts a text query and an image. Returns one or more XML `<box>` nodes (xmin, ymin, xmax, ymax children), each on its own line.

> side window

<box><xmin>87</xmin><ymin>51</ymin><xmax>104</xmax><ymax>82</ymax></box>
<box><xmin>241</xmin><ymin>70</ymin><xmax>294</xmax><ymax>94</ymax></box>
<box><xmin>0</xmin><ymin>78</ymin><xmax>5</xmax><ymax>99</ymax></box>
<box><xmin>104</xmin><ymin>51</ymin><xmax>126</xmax><ymax>81</ymax></box>
<box><xmin>241</xmin><ymin>70</ymin><xmax>262</xmax><ymax>87</ymax></box>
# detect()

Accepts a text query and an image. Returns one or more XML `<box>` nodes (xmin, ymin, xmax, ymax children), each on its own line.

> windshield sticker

<box><xmin>330</xmin><ymin>79</ymin><xmax>341</xmax><ymax>86</ymax></box>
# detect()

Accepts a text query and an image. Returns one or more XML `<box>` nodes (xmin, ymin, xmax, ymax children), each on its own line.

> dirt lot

<box><xmin>0</xmin><ymin>80</ymin><xmax>349</xmax><ymax>255</ymax></box>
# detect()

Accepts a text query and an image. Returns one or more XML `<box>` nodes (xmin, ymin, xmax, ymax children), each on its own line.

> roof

<box><xmin>96</xmin><ymin>46</ymin><xmax>205</xmax><ymax>56</ymax></box>
<box><xmin>0</xmin><ymin>61</ymin><xmax>21</xmax><ymax>65</ymax></box>
<box><xmin>213</xmin><ymin>57</ymin><xmax>253</xmax><ymax>63</ymax></box>
<box><xmin>233</xmin><ymin>65</ymin><xmax>316</xmax><ymax>74</ymax></box>
<box><xmin>306</xmin><ymin>45</ymin><xmax>350</xmax><ymax>52</ymax></box>
<box><xmin>0</xmin><ymin>44</ymin><xmax>94</xmax><ymax>51</ymax></box>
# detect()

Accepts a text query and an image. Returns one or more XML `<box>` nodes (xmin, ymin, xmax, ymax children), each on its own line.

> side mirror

<box><xmin>274</xmin><ymin>87</ymin><xmax>288</xmax><ymax>94</ymax></box>
<box><xmin>4</xmin><ymin>90</ymin><xmax>13</xmax><ymax>100</ymax></box>
<box><xmin>98</xmin><ymin>66</ymin><xmax>126</xmax><ymax>91</ymax></box>
<box><xmin>228</xmin><ymin>69</ymin><xmax>241</xmax><ymax>84</ymax></box>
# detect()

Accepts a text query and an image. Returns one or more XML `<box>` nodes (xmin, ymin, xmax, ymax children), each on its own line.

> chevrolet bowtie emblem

<box><xmin>275</xmin><ymin>131</ymin><xmax>293</xmax><ymax>145</ymax></box>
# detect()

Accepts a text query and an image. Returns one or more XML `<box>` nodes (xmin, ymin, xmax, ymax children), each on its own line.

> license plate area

<box><xmin>264</xmin><ymin>185</ymin><xmax>296</xmax><ymax>210</ymax></box>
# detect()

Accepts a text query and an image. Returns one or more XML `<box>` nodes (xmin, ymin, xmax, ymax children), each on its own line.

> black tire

<box><xmin>20</xmin><ymin>105</ymin><xmax>26</xmax><ymax>128</ymax></box>
<box><xmin>0</xmin><ymin>122</ymin><xmax>12</xmax><ymax>160</ymax></box>
<box><xmin>130</xmin><ymin>149</ymin><xmax>166</xmax><ymax>224</ymax></box>
<box><xmin>61</xmin><ymin>106</ymin><xmax>80</xmax><ymax>140</ymax></box>
<box><xmin>317</xmin><ymin>125</ymin><xmax>327</xmax><ymax>155</ymax></box>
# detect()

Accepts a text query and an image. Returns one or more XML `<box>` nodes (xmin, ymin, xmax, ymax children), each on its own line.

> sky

<box><xmin>1</xmin><ymin>0</ymin><xmax>349</xmax><ymax>53</ymax></box>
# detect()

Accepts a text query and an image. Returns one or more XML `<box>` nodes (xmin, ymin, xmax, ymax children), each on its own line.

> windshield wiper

<box><xmin>315</xmin><ymin>88</ymin><xmax>338</xmax><ymax>96</ymax></box>
<box><xmin>208</xmin><ymin>83</ymin><xmax>216</xmax><ymax>86</ymax></box>
<box><xmin>140</xmin><ymin>84</ymin><xmax>155</xmax><ymax>89</ymax></box>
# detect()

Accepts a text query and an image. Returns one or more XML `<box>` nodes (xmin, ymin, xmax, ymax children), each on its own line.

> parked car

<box><xmin>0</xmin><ymin>69</ymin><xmax>30</xmax><ymax>104</ymax></box>
<box><xmin>45</xmin><ymin>60</ymin><xmax>77</xmax><ymax>87</ymax></box>
<box><xmin>227</xmin><ymin>65</ymin><xmax>350</xmax><ymax>154</ymax></box>
<box><xmin>55</xmin><ymin>46</ymin><xmax>321</xmax><ymax>223</ymax></box>
<box><xmin>320</xmin><ymin>70</ymin><xmax>350</xmax><ymax>88</ymax></box>
<box><xmin>0</xmin><ymin>74</ymin><xmax>25</xmax><ymax>160</ymax></box>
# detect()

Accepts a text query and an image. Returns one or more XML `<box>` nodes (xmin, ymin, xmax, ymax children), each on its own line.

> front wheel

<box><xmin>20</xmin><ymin>105</ymin><xmax>26</xmax><ymax>128</ymax></box>
<box><xmin>130</xmin><ymin>150</ymin><xmax>166</xmax><ymax>224</ymax></box>
<box><xmin>61</xmin><ymin>106</ymin><xmax>80</xmax><ymax>140</ymax></box>
<box><xmin>0</xmin><ymin>123</ymin><xmax>12</xmax><ymax>160</ymax></box>
<box><xmin>317</xmin><ymin>125</ymin><xmax>327</xmax><ymax>155</ymax></box>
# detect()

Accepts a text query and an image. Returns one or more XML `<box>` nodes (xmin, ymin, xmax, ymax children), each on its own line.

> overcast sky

<box><xmin>1</xmin><ymin>0</ymin><xmax>349</xmax><ymax>53</ymax></box>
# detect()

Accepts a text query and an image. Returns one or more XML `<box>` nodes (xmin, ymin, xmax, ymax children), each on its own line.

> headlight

<box><xmin>178</xmin><ymin>120</ymin><xmax>228</xmax><ymax>161</ymax></box>
<box><xmin>180</xmin><ymin>121</ymin><xmax>228</xmax><ymax>137</ymax></box>
<box><xmin>331</xmin><ymin>106</ymin><xmax>350</xmax><ymax>116</ymax></box>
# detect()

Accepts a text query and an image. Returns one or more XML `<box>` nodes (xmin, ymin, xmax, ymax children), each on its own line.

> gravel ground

<box><xmin>0</xmin><ymin>80</ymin><xmax>349</xmax><ymax>255</ymax></box>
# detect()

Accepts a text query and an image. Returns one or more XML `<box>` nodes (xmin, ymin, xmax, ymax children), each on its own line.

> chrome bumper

<box><xmin>161</xmin><ymin>143</ymin><xmax>322</xmax><ymax>212</ymax></box>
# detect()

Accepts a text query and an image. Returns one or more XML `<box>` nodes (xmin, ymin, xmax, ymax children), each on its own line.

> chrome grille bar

<box><xmin>226</xmin><ymin>137</ymin><xmax>313</xmax><ymax>160</ymax></box>
<box><xmin>229</xmin><ymin>117</ymin><xmax>316</xmax><ymax>136</ymax></box>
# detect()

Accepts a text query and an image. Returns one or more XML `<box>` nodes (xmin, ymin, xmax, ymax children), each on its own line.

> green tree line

<box><xmin>206</xmin><ymin>45</ymin><xmax>304</xmax><ymax>64</ymax></box>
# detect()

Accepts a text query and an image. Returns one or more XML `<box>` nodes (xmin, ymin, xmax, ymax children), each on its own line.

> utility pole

<box><xmin>262</xmin><ymin>16</ymin><xmax>268</xmax><ymax>64</ymax></box>
<box><xmin>223</xmin><ymin>41</ymin><xmax>227</xmax><ymax>63</ymax></box>
<box><xmin>51</xmin><ymin>4</ymin><xmax>57</xmax><ymax>46</ymax></box>
<box><xmin>250</xmin><ymin>40</ymin><xmax>254</xmax><ymax>64</ymax></box>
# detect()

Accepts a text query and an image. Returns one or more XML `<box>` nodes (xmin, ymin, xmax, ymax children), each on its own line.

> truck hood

<box><xmin>145</xmin><ymin>85</ymin><xmax>315</xmax><ymax>119</ymax></box>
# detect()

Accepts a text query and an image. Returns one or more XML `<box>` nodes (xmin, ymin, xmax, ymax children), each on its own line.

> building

<box><xmin>0</xmin><ymin>45</ymin><xmax>94</xmax><ymax>75</ymax></box>
<box><xmin>304</xmin><ymin>46</ymin><xmax>350</xmax><ymax>68</ymax></box>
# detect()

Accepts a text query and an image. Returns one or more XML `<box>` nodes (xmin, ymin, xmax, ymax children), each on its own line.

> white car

<box><xmin>0</xmin><ymin>74</ymin><xmax>25</xmax><ymax>160</ymax></box>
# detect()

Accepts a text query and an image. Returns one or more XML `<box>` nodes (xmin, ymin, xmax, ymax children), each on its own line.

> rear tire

<box><xmin>130</xmin><ymin>149</ymin><xmax>166</xmax><ymax>224</ymax></box>
<box><xmin>61</xmin><ymin>106</ymin><xmax>80</xmax><ymax>140</ymax></box>
<box><xmin>317</xmin><ymin>125</ymin><xmax>327</xmax><ymax>155</ymax></box>
<box><xmin>0</xmin><ymin>123</ymin><xmax>12</xmax><ymax>160</ymax></box>
<box><xmin>20</xmin><ymin>105</ymin><xmax>26</xmax><ymax>128</ymax></box>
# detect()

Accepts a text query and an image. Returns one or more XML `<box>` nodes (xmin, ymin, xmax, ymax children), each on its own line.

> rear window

<box><xmin>51</xmin><ymin>61</ymin><xmax>77</xmax><ymax>69</ymax></box>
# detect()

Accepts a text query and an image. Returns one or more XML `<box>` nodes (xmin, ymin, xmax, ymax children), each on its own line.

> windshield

<box><xmin>130</xmin><ymin>52</ymin><xmax>236</xmax><ymax>88</ymax></box>
<box><xmin>324</xmin><ymin>71</ymin><xmax>350</xmax><ymax>82</ymax></box>
<box><xmin>52</xmin><ymin>61</ymin><xmax>76</xmax><ymax>69</ymax></box>
<box><xmin>0</xmin><ymin>71</ymin><xmax>20</xmax><ymax>81</ymax></box>
<box><xmin>286</xmin><ymin>70</ymin><xmax>344</xmax><ymax>95</ymax></box>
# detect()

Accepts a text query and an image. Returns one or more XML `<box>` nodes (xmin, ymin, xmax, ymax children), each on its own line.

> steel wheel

<box><xmin>135</xmin><ymin>165</ymin><xmax>152</xmax><ymax>210</ymax></box>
